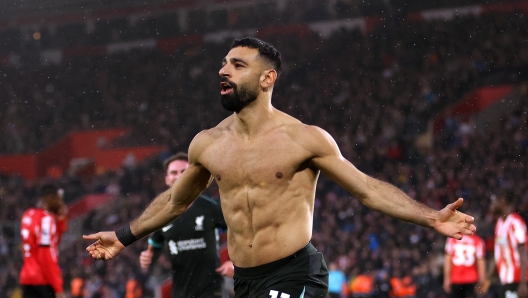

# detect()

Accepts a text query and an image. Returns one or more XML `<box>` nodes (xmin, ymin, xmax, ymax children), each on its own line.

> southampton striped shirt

<box><xmin>445</xmin><ymin>234</ymin><xmax>485</xmax><ymax>284</ymax></box>
<box><xmin>494</xmin><ymin>212</ymin><xmax>527</xmax><ymax>284</ymax></box>
<box><xmin>19</xmin><ymin>208</ymin><xmax>67</xmax><ymax>293</ymax></box>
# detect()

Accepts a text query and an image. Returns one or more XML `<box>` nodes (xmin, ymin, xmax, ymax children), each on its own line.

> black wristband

<box><xmin>115</xmin><ymin>225</ymin><xmax>138</xmax><ymax>247</ymax></box>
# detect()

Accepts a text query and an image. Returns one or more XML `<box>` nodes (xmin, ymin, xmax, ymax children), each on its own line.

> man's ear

<box><xmin>261</xmin><ymin>69</ymin><xmax>277</xmax><ymax>90</ymax></box>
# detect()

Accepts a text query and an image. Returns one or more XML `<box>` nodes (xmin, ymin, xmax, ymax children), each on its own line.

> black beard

<box><xmin>220</xmin><ymin>79</ymin><xmax>259</xmax><ymax>113</ymax></box>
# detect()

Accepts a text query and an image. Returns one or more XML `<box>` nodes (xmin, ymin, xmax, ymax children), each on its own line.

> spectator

<box><xmin>328</xmin><ymin>262</ymin><xmax>347</xmax><ymax>298</ymax></box>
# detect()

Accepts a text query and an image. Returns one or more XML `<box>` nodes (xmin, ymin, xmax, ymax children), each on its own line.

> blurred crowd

<box><xmin>0</xmin><ymin>0</ymin><xmax>506</xmax><ymax>52</ymax></box>
<box><xmin>2</xmin><ymin>12</ymin><xmax>528</xmax><ymax>155</ymax></box>
<box><xmin>0</xmin><ymin>7</ymin><xmax>528</xmax><ymax>298</ymax></box>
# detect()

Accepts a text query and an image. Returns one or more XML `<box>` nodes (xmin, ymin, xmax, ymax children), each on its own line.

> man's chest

<box><xmin>202</xmin><ymin>134</ymin><xmax>310</xmax><ymax>186</ymax></box>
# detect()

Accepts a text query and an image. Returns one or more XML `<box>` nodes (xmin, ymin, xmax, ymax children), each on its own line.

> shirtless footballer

<box><xmin>84</xmin><ymin>37</ymin><xmax>476</xmax><ymax>298</ymax></box>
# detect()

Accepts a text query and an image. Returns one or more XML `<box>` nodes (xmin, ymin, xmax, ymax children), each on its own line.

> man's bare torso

<box><xmin>196</xmin><ymin>112</ymin><xmax>320</xmax><ymax>267</ymax></box>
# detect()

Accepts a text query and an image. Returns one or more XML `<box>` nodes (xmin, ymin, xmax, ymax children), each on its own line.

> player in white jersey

<box><xmin>485</xmin><ymin>191</ymin><xmax>528</xmax><ymax>298</ymax></box>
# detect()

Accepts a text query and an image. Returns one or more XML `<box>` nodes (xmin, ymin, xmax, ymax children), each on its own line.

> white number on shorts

<box><xmin>505</xmin><ymin>290</ymin><xmax>518</xmax><ymax>298</ymax></box>
<box><xmin>269</xmin><ymin>290</ymin><xmax>290</xmax><ymax>298</ymax></box>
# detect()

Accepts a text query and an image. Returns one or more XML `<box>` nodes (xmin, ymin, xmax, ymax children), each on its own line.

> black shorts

<box><xmin>500</xmin><ymin>283</ymin><xmax>519</xmax><ymax>298</ymax></box>
<box><xmin>450</xmin><ymin>282</ymin><xmax>476</xmax><ymax>298</ymax></box>
<box><xmin>233</xmin><ymin>243</ymin><xmax>328</xmax><ymax>298</ymax></box>
<box><xmin>22</xmin><ymin>285</ymin><xmax>55</xmax><ymax>298</ymax></box>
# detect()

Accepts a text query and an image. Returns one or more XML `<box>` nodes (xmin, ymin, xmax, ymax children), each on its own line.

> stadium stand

<box><xmin>1</xmin><ymin>1</ymin><xmax>527</xmax><ymax>297</ymax></box>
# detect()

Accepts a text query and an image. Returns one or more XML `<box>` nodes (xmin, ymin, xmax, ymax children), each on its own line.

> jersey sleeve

<box><xmin>148</xmin><ymin>229</ymin><xmax>165</xmax><ymax>248</ymax></box>
<box><xmin>54</xmin><ymin>216</ymin><xmax>68</xmax><ymax>244</ymax></box>
<box><xmin>55</xmin><ymin>217</ymin><xmax>68</xmax><ymax>234</ymax></box>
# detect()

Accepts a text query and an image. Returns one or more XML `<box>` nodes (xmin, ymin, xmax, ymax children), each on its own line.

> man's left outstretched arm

<box><xmin>305</xmin><ymin>125</ymin><xmax>476</xmax><ymax>239</ymax></box>
<box><xmin>84</xmin><ymin>131</ymin><xmax>214</xmax><ymax>260</ymax></box>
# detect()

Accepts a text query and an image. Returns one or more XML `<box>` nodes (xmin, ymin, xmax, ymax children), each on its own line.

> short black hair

<box><xmin>39</xmin><ymin>184</ymin><xmax>59</xmax><ymax>198</ymax></box>
<box><xmin>231</xmin><ymin>37</ymin><xmax>282</xmax><ymax>78</ymax></box>
<box><xmin>163</xmin><ymin>152</ymin><xmax>189</xmax><ymax>173</ymax></box>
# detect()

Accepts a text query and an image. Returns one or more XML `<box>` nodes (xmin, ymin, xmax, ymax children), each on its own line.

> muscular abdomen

<box><xmin>219</xmin><ymin>169</ymin><xmax>317</xmax><ymax>267</ymax></box>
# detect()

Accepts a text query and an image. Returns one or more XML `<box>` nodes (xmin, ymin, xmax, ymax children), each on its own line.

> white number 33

<box><xmin>269</xmin><ymin>290</ymin><xmax>290</xmax><ymax>298</ymax></box>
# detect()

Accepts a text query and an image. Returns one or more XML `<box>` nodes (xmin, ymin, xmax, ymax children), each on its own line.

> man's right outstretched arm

<box><xmin>300</xmin><ymin>125</ymin><xmax>476</xmax><ymax>239</ymax></box>
<box><xmin>84</xmin><ymin>132</ymin><xmax>213</xmax><ymax>260</ymax></box>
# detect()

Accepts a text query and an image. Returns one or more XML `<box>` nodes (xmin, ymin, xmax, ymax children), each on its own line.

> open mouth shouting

<box><xmin>220</xmin><ymin>81</ymin><xmax>234</xmax><ymax>95</ymax></box>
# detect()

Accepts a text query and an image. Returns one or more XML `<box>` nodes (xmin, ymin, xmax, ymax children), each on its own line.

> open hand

<box><xmin>83</xmin><ymin>231</ymin><xmax>125</xmax><ymax>260</ymax></box>
<box><xmin>434</xmin><ymin>198</ymin><xmax>476</xmax><ymax>240</ymax></box>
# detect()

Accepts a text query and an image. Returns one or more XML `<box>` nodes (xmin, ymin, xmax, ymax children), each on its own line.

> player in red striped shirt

<box><xmin>443</xmin><ymin>234</ymin><xmax>486</xmax><ymax>297</ymax></box>
<box><xmin>486</xmin><ymin>190</ymin><xmax>528</xmax><ymax>298</ymax></box>
<box><xmin>19</xmin><ymin>184</ymin><xmax>68</xmax><ymax>298</ymax></box>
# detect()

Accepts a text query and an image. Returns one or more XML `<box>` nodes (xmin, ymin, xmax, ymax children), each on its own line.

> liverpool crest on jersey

<box><xmin>195</xmin><ymin>216</ymin><xmax>204</xmax><ymax>231</ymax></box>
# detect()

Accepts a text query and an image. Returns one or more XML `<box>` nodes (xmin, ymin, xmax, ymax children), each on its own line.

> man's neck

<box><xmin>232</xmin><ymin>95</ymin><xmax>275</xmax><ymax>138</ymax></box>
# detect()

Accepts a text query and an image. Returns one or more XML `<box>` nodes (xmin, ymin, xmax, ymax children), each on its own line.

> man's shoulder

<box><xmin>285</xmin><ymin>123</ymin><xmax>325</xmax><ymax>135</ymax></box>
<box><xmin>509</xmin><ymin>212</ymin><xmax>527</xmax><ymax>225</ymax></box>
<box><xmin>22</xmin><ymin>208</ymin><xmax>34</xmax><ymax>217</ymax></box>
<box><xmin>510</xmin><ymin>212</ymin><xmax>525</xmax><ymax>220</ymax></box>
<box><xmin>283</xmin><ymin>123</ymin><xmax>336</xmax><ymax>152</ymax></box>
<box><xmin>190</xmin><ymin>120</ymin><xmax>232</xmax><ymax>147</ymax></box>
<box><xmin>22</xmin><ymin>207</ymin><xmax>45</xmax><ymax>218</ymax></box>
<box><xmin>272</xmin><ymin>112</ymin><xmax>321</xmax><ymax>136</ymax></box>
<box><xmin>21</xmin><ymin>208</ymin><xmax>55</xmax><ymax>229</ymax></box>
<box><xmin>189</xmin><ymin>126</ymin><xmax>227</xmax><ymax>162</ymax></box>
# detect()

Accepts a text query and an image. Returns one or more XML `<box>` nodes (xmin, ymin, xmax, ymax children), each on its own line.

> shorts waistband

<box><xmin>234</xmin><ymin>242</ymin><xmax>316</xmax><ymax>279</ymax></box>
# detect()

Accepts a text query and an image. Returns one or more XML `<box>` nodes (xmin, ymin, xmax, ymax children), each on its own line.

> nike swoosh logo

<box><xmin>162</xmin><ymin>224</ymin><xmax>173</xmax><ymax>232</ymax></box>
